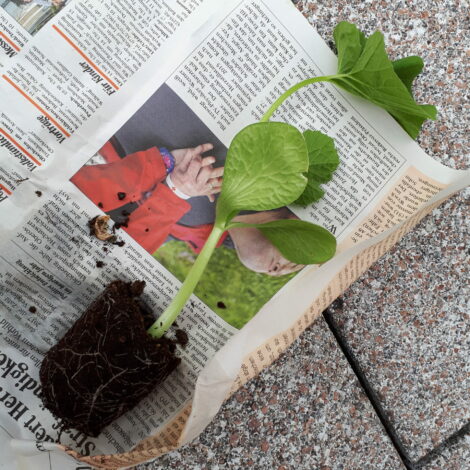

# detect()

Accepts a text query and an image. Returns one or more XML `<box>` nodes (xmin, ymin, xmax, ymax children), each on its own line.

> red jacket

<box><xmin>72</xmin><ymin>142</ymin><xmax>225</xmax><ymax>254</ymax></box>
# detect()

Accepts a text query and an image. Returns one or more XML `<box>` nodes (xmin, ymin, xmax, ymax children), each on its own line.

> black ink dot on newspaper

<box><xmin>96</xmin><ymin>261</ymin><xmax>104</xmax><ymax>268</ymax></box>
<box><xmin>117</xmin><ymin>192</ymin><xmax>126</xmax><ymax>200</ymax></box>
<box><xmin>35</xmin><ymin>191</ymin><xmax>42</xmax><ymax>197</ymax></box>
<box><xmin>29</xmin><ymin>306</ymin><xmax>37</xmax><ymax>313</ymax></box>
<box><xmin>217</xmin><ymin>301</ymin><xmax>227</xmax><ymax>309</ymax></box>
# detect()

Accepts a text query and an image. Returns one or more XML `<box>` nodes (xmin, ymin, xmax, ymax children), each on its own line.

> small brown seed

<box><xmin>89</xmin><ymin>215</ymin><xmax>114</xmax><ymax>241</ymax></box>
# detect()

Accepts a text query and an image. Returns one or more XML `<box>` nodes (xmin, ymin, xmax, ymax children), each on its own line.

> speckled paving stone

<box><xmin>328</xmin><ymin>190</ymin><xmax>470</xmax><ymax>461</ymax></box>
<box><xmin>138</xmin><ymin>318</ymin><xmax>405</xmax><ymax>470</ymax></box>
<box><xmin>420</xmin><ymin>427</ymin><xmax>470</xmax><ymax>470</ymax></box>
<box><xmin>297</xmin><ymin>0</ymin><xmax>470</xmax><ymax>462</ymax></box>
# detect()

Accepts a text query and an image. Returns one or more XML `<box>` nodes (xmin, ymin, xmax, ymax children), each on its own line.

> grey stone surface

<box><xmin>328</xmin><ymin>190</ymin><xmax>470</xmax><ymax>461</ymax></box>
<box><xmin>139</xmin><ymin>318</ymin><xmax>405</xmax><ymax>470</ymax></box>
<box><xmin>140</xmin><ymin>0</ymin><xmax>469</xmax><ymax>468</ymax></box>
<box><xmin>420</xmin><ymin>427</ymin><xmax>470</xmax><ymax>470</ymax></box>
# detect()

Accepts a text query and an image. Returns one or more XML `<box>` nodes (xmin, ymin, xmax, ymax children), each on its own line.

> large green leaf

<box><xmin>331</xmin><ymin>22</ymin><xmax>437</xmax><ymax>138</ymax></box>
<box><xmin>217</xmin><ymin>122</ymin><xmax>308</xmax><ymax>222</ymax></box>
<box><xmin>294</xmin><ymin>130</ymin><xmax>339</xmax><ymax>206</ymax></box>
<box><xmin>228</xmin><ymin>219</ymin><xmax>336</xmax><ymax>264</ymax></box>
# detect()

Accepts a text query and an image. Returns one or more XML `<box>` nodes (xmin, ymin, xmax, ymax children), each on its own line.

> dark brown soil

<box><xmin>175</xmin><ymin>329</ymin><xmax>189</xmax><ymax>347</ymax></box>
<box><xmin>113</xmin><ymin>216</ymin><xmax>129</xmax><ymax>230</ymax></box>
<box><xmin>39</xmin><ymin>280</ymin><xmax>181</xmax><ymax>437</ymax></box>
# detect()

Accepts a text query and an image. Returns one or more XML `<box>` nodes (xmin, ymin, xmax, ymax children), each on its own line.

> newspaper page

<box><xmin>0</xmin><ymin>0</ymin><xmax>468</xmax><ymax>469</ymax></box>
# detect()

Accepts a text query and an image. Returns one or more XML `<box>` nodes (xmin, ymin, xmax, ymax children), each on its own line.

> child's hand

<box><xmin>170</xmin><ymin>144</ymin><xmax>223</xmax><ymax>202</ymax></box>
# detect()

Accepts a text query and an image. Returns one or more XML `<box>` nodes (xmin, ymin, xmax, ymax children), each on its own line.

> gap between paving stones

<box><xmin>323</xmin><ymin>304</ymin><xmax>470</xmax><ymax>470</ymax></box>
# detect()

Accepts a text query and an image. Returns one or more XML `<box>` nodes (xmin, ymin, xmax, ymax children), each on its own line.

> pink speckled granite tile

<box><xmin>328</xmin><ymin>191</ymin><xmax>469</xmax><ymax>461</ymax></box>
<box><xmin>139</xmin><ymin>318</ymin><xmax>405</xmax><ymax>470</ymax></box>
<box><xmin>421</xmin><ymin>428</ymin><xmax>470</xmax><ymax>470</ymax></box>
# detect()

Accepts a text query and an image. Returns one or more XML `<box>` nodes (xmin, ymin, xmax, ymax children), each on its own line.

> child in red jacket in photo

<box><xmin>71</xmin><ymin>141</ymin><xmax>224</xmax><ymax>254</ymax></box>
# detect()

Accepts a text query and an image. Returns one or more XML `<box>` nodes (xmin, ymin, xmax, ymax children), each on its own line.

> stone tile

<box><xmin>328</xmin><ymin>190</ymin><xmax>470</xmax><ymax>461</ymax></box>
<box><xmin>138</xmin><ymin>318</ymin><xmax>405</xmax><ymax>470</ymax></box>
<box><xmin>419</xmin><ymin>426</ymin><xmax>470</xmax><ymax>470</ymax></box>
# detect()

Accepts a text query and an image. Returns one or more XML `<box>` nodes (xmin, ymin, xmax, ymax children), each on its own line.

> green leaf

<box><xmin>217</xmin><ymin>122</ymin><xmax>308</xmax><ymax>223</ymax></box>
<box><xmin>391</xmin><ymin>56</ymin><xmax>437</xmax><ymax>134</ymax></box>
<box><xmin>331</xmin><ymin>22</ymin><xmax>437</xmax><ymax>138</ymax></box>
<box><xmin>294</xmin><ymin>130</ymin><xmax>339</xmax><ymax>206</ymax></box>
<box><xmin>392</xmin><ymin>56</ymin><xmax>424</xmax><ymax>94</ymax></box>
<box><xmin>295</xmin><ymin>183</ymin><xmax>324</xmax><ymax>207</ymax></box>
<box><xmin>228</xmin><ymin>219</ymin><xmax>336</xmax><ymax>264</ymax></box>
<box><xmin>334</xmin><ymin>21</ymin><xmax>366</xmax><ymax>74</ymax></box>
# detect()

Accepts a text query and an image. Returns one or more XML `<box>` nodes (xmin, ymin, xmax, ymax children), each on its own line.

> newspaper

<box><xmin>0</xmin><ymin>0</ymin><xmax>468</xmax><ymax>468</ymax></box>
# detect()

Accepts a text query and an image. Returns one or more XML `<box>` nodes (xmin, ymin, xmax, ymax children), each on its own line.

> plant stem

<box><xmin>148</xmin><ymin>224</ymin><xmax>225</xmax><ymax>338</ymax></box>
<box><xmin>148</xmin><ymin>73</ymin><xmax>346</xmax><ymax>338</ymax></box>
<box><xmin>260</xmin><ymin>74</ymin><xmax>345</xmax><ymax>122</ymax></box>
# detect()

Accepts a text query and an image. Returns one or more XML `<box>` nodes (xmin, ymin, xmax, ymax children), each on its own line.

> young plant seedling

<box><xmin>40</xmin><ymin>22</ymin><xmax>436</xmax><ymax>438</ymax></box>
<box><xmin>148</xmin><ymin>22</ymin><xmax>436</xmax><ymax>339</ymax></box>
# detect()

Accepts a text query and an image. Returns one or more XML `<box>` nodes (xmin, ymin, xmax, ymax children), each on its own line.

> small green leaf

<box><xmin>392</xmin><ymin>56</ymin><xmax>424</xmax><ymax>95</ymax></box>
<box><xmin>294</xmin><ymin>130</ymin><xmax>339</xmax><ymax>206</ymax></box>
<box><xmin>217</xmin><ymin>122</ymin><xmax>308</xmax><ymax>223</ymax></box>
<box><xmin>228</xmin><ymin>219</ymin><xmax>336</xmax><ymax>264</ymax></box>
<box><xmin>334</xmin><ymin>21</ymin><xmax>366</xmax><ymax>74</ymax></box>
<box><xmin>331</xmin><ymin>22</ymin><xmax>437</xmax><ymax>138</ymax></box>
<box><xmin>295</xmin><ymin>183</ymin><xmax>324</xmax><ymax>207</ymax></box>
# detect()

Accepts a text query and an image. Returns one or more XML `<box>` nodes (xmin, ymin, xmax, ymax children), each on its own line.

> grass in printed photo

<box><xmin>154</xmin><ymin>240</ymin><xmax>297</xmax><ymax>329</ymax></box>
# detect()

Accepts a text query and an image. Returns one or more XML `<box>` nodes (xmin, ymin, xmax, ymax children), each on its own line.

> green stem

<box><xmin>260</xmin><ymin>74</ymin><xmax>345</xmax><ymax>122</ymax></box>
<box><xmin>148</xmin><ymin>224</ymin><xmax>225</xmax><ymax>338</ymax></box>
<box><xmin>148</xmin><ymin>73</ymin><xmax>346</xmax><ymax>338</ymax></box>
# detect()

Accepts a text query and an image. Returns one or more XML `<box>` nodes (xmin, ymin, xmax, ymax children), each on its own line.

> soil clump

<box><xmin>40</xmin><ymin>280</ymin><xmax>181</xmax><ymax>437</ymax></box>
